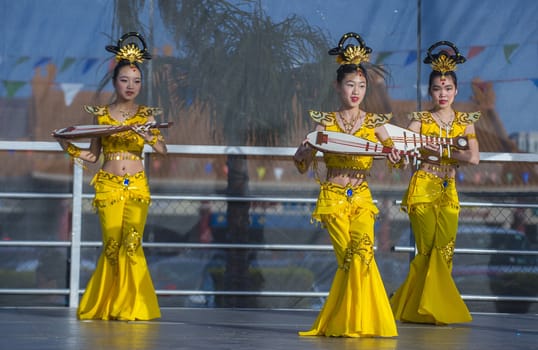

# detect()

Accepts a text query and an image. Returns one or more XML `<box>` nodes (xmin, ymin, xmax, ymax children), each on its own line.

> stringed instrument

<box><xmin>383</xmin><ymin>123</ymin><xmax>469</xmax><ymax>152</ymax></box>
<box><xmin>306</xmin><ymin>130</ymin><xmax>441</xmax><ymax>163</ymax></box>
<box><xmin>52</xmin><ymin>121</ymin><xmax>173</xmax><ymax>139</ymax></box>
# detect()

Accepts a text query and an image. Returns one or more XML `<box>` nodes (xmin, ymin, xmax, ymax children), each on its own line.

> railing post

<box><xmin>68</xmin><ymin>163</ymin><xmax>84</xmax><ymax>308</ymax></box>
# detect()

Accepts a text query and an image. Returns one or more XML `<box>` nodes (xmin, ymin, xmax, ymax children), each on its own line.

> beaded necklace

<box><xmin>338</xmin><ymin>110</ymin><xmax>363</xmax><ymax>133</ymax></box>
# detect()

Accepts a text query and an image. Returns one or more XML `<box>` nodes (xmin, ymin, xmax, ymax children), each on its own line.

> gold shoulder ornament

<box><xmin>364</xmin><ymin>113</ymin><xmax>392</xmax><ymax>128</ymax></box>
<box><xmin>410</xmin><ymin>111</ymin><xmax>435</xmax><ymax>124</ymax></box>
<box><xmin>83</xmin><ymin>105</ymin><xmax>107</xmax><ymax>117</ymax></box>
<box><xmin>138</xmin><ymin>105</ymin><xmax>163</xmax><ymax>118</ymax></box>
<box><xmin>455</xmin><ymin>111</ymin><xmax>481</xmax><ymax>126</ymax></box>
<box><xmin>308</xmin><ymin>110</ymin><xmax>335</xmax><ymax>126</ymax></box>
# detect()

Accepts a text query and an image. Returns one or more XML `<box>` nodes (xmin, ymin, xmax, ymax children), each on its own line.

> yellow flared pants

<box><xmin>299</xmin><ymin>182</ymin><xmax>398</xmax><ymax>337</ymax></box>
<box><xmin>77</xmin><ymin>170</ymin><xmax>161</xmax><ymax>321</ymax></box>
<box><xmin>390</xmin><ymin>170</ymin><xmax>471</xmax><ymax>324</ymax></box>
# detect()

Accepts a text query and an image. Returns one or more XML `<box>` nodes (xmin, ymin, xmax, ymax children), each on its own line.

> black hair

<box><xmin>336</xmin><ymin>64</ymin><xmax>367</xmax><ymax>83</ymax></box>
<box><xmin>428</xmin><ymin>70</ymin><xmax>458</xmax><ymax>89</ymax></box>
<box><xmin>336</xmin><ymin>62</ymin><xmax>389</xmax><ymax>90</ymax></box>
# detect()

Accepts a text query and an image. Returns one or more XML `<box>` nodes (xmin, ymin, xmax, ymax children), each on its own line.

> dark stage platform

<box><xmin>1</xmin><ymin>307</ymin><xmax>536</xmax><ymax>349</ymax></box>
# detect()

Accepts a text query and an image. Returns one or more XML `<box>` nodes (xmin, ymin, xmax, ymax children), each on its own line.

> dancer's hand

<box><xmin>132</xmin><ymin>123</ymin><xmax>154</xmax><ymax>142</ymax></box>
<box><xmin>387</xmin><ymin>148</ymin><xmax>401</xmax><ymax>164</ymax></box>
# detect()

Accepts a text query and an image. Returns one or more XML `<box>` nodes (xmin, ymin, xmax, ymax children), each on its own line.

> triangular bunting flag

<box><xmin>60</xmin><ymin>57</ymin><xmax>76</xmax><ymax>72</ymax></box>
<box><xmin>33</xmin><ymin>57</ymin><xmax>51</xmax><ymax>68</ymax></box>
<box><xmin>375</xmin><ymin>51</ymin><xmax>393</xmax><ymax>65</ymax></box>
<box><xmin>404</xmin><ymin>51</ymin><xmax>417</xmax><ymax>66</ymax></box>
<box><xmin>82</xmin><ymin>58</ymin><xmax>98</xmax><ymax>74</ymax></box>
<box><xmin>467</xmin><ymin>46</ymin><xmax>485</xmax><ymax>60</ymax></box>
<box><xmin>2</xmin><ymin>80</ymin><xmax>26</xmax><ymax>97</ymax></box>
<box><xmin>15</xmin><ymin>56</ymin><xmax>30</xmax><ymax>66</ymax></box>
<box><xmin>503</xmin><ymin>44</ymin><xmax>519</xmax><ymax>63</ymax></box>
<box><xmin>59</xmin><ymin>83</ymin><xmax>84</xmax><ymax>106</ymax></box>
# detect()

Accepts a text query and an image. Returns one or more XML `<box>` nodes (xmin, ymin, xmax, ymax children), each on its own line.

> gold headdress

<box><xmin>105</xmin><ymin>32</ymin><xmax>152</xmax><ymax>65</ymax></box>
<box><xmin>328</xmin><ymin>32</ymin><xmax>372</xmax><ymax>66</ymax></box>
<box><xmin>424</xmin><ymin>41</ymin><xmax>466</xmax><ymax>77</ymax></box>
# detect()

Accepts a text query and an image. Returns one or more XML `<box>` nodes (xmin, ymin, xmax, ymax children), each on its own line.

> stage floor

<box><xmin>1</xmin><ymin>307</ymin><xmax>536</xmax><ymax>350</ymax></box>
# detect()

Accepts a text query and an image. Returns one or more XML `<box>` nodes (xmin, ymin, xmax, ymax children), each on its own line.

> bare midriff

<box><xmin>326</xmin><ymin>168</ymin><xmax>368</xmax><ymax>187</ymax></box>
<box><xmin>102</xmin><ymin>155</ymin><xmax>144</xmax><ymax>176</ymax></box>
<box><xmin>419</xmin><ymin>161</ymin><xmax>457</xmax><ymax>179</ymax></box>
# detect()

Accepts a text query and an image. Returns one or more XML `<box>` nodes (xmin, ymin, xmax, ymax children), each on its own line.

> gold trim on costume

<box><xmin>458</xmin><ymin>111</ymin><xmax>481</xmax><ymax>125</ymax></box>
<box><xmin>105</xmin><ymin>238</ymin><xmax>120</xmax><ymax>267</ymax></box>
<box><xmin>124</xmin><ymin>227</ymin><xmax>141</xmax><ymax>263</ymax></box>
<box><xmin>103</xmin><ymin>152</ymin><xmax>143</xmax><ymax>161</ymax></box>
<box><xmin>83</xmin><ymin>105</ymin><xmax>107</xmax><ymax>117</ymax></box>
<box><xmin>420</xmin><ymin>239</ymin><xmax>456</xmax><ymax>267</ymax></box>
<box><xmin>66</xmin><ymin>143</ymin><xmax>82</xmax><ymax>158</ymax></box>
<box><xmin>308</xmin><ymin>110</ymin><xmax>336</xmax><ymax>126</ymax></box>
<box><xmin>326</xmin><ymin>168</ymin><xmax>368</xmax><ymax>180</ymax></box>
<box><xmin>309</xmin><ymin>110</ymin><xmax>392</xmax><ymax>129</ymax></box>
<box><xmin>342</xmin><ymin>234</ymin><xmax>374</xmax><ymax>271</ymax></box>
<box><xmin>419</xmin><ymin>163</ymin><xmax>457</xmax><ymax>178</ymax></box>
<box><xmin>364</xmin><ymin>113</ymin><xmax>392</xmax><ymax>128</ymax></box>
<box><xmin>439</xmin><ymin>239</ymin><xmax>456</xmax><ymax>266</ymax></box>
<box><xmin>84</xmin><ymin>104</ymin><xmax>163</xmax><ymax>119</ymax></box>
<box><xmin>410</xmin><ymin>111</ymin><xmax>480</xmax><ymax>127</ymax></box>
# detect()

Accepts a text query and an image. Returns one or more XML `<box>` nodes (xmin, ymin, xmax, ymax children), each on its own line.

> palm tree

<box><xmin>113</xmin><ymin>0</ymin><xmax>332</xmax><ymax>306</ymax></box>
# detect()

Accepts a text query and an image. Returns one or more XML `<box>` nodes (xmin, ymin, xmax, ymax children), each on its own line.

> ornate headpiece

<box><xmin>328</xmin><ymin>32</ymin><xmax>372</xmax><ymax>66</ymax></box>
<box><xmin>424</xmin><ymin>41</ymin><xmax>466</xmax><ymax>77</ymax></box>
<box><xmin>105</xmin><ymin>32</ymin><xmax>152</xmax><ymax>65</ymax></box>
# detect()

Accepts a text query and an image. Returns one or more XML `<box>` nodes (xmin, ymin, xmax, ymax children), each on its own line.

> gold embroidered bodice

<box><xmin>309</xmin><ymin>110</ymin><xmax>391</xmax><ymax>171</ymax></box>
<box><xmin>84</xmin><ymin>105</ymin><xmax>163</xmax><ymax>157</ymax></box>
<box><xmin>410</xmin><ymin>110</ymin><xmax>480</xmax><ymax>165</ymax></box>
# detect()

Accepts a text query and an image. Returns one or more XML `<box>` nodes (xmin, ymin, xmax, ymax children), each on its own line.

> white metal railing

<box><xmin>1</xmin><ymin>141</ymin><xmax>538</xmax><ymax>308</ymax></box>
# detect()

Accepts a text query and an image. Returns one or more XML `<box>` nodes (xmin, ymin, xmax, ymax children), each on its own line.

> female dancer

<box><xmin>294</xmin><ymin>32</ymin><xmax>400</xmax><ymax>338</ymax></box>
<box><xmin>390</xmin><ymin>41</ymin><xmax>480</xmax><ymax>325</ymax></box>
<box><xmin>55</xmin><ymin>32</ymin><xmax>166</xmax><ymax>320</ymax></box>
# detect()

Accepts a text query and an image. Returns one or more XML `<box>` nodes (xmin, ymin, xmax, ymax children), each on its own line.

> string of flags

<box><xmin>373</xmin><ymin>43</ymin><xmax>527</xmax><ymax>65</ymax></box>
<box><xmin>1</xmin><ymin>42</ymin><xmax>537</xmax><ymax>99</ymax></box>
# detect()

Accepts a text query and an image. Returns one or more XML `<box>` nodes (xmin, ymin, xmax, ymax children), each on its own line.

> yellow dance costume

<box><xmin>77</xmin><ymin>105</ymin><xmax>163</xmax><ymax>321</ymax></box>
<box><xmin>299</xmin><ymin>111</ymin><xmax>398</xmax><ymax>338</ymax></box>
<box><xmin>390</xmin><ymin>110</ymin><xmax>479</xmax><ymax>324</ymax></box>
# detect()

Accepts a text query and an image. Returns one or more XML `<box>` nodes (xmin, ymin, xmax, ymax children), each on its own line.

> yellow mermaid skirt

<box><xmin>390</xmin><ymin>170</ymin><xmax>471</xmax><ymax>324</ymax></box>
<box><xmin>77</xmin><ymin>170</ymin><xmax>161</xmax><ymax>321</ymax></box>
<box><xmin>299</xmin><ymin>182</ymin><xmax>398</xmax><ymax>337</ymax></box>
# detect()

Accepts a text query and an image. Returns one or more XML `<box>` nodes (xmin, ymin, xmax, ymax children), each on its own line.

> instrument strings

<box><xmin>326</xmin><ymin>136</ymin><xmax>382</xmax><ymax>153</ymax></box>
<box><xmin>388</xmin><ymin>135</ymin><xmax>453</xmax><ymax>146</ymax></box>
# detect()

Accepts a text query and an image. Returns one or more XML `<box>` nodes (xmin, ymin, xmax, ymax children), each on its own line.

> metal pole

<box><xmin>147</xmin><ymin>0</ymin><xmax>154</xmax><ymax>106</ymax></box>
<box><xmin>68</xmin><ymin>164</ymin><xmax>83</xmax><ymax>308</ymax></box>
<box><xmin>416</xmin><ymin>0</ymin><xmax>422</xmax><ymax>111</ymax></box>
